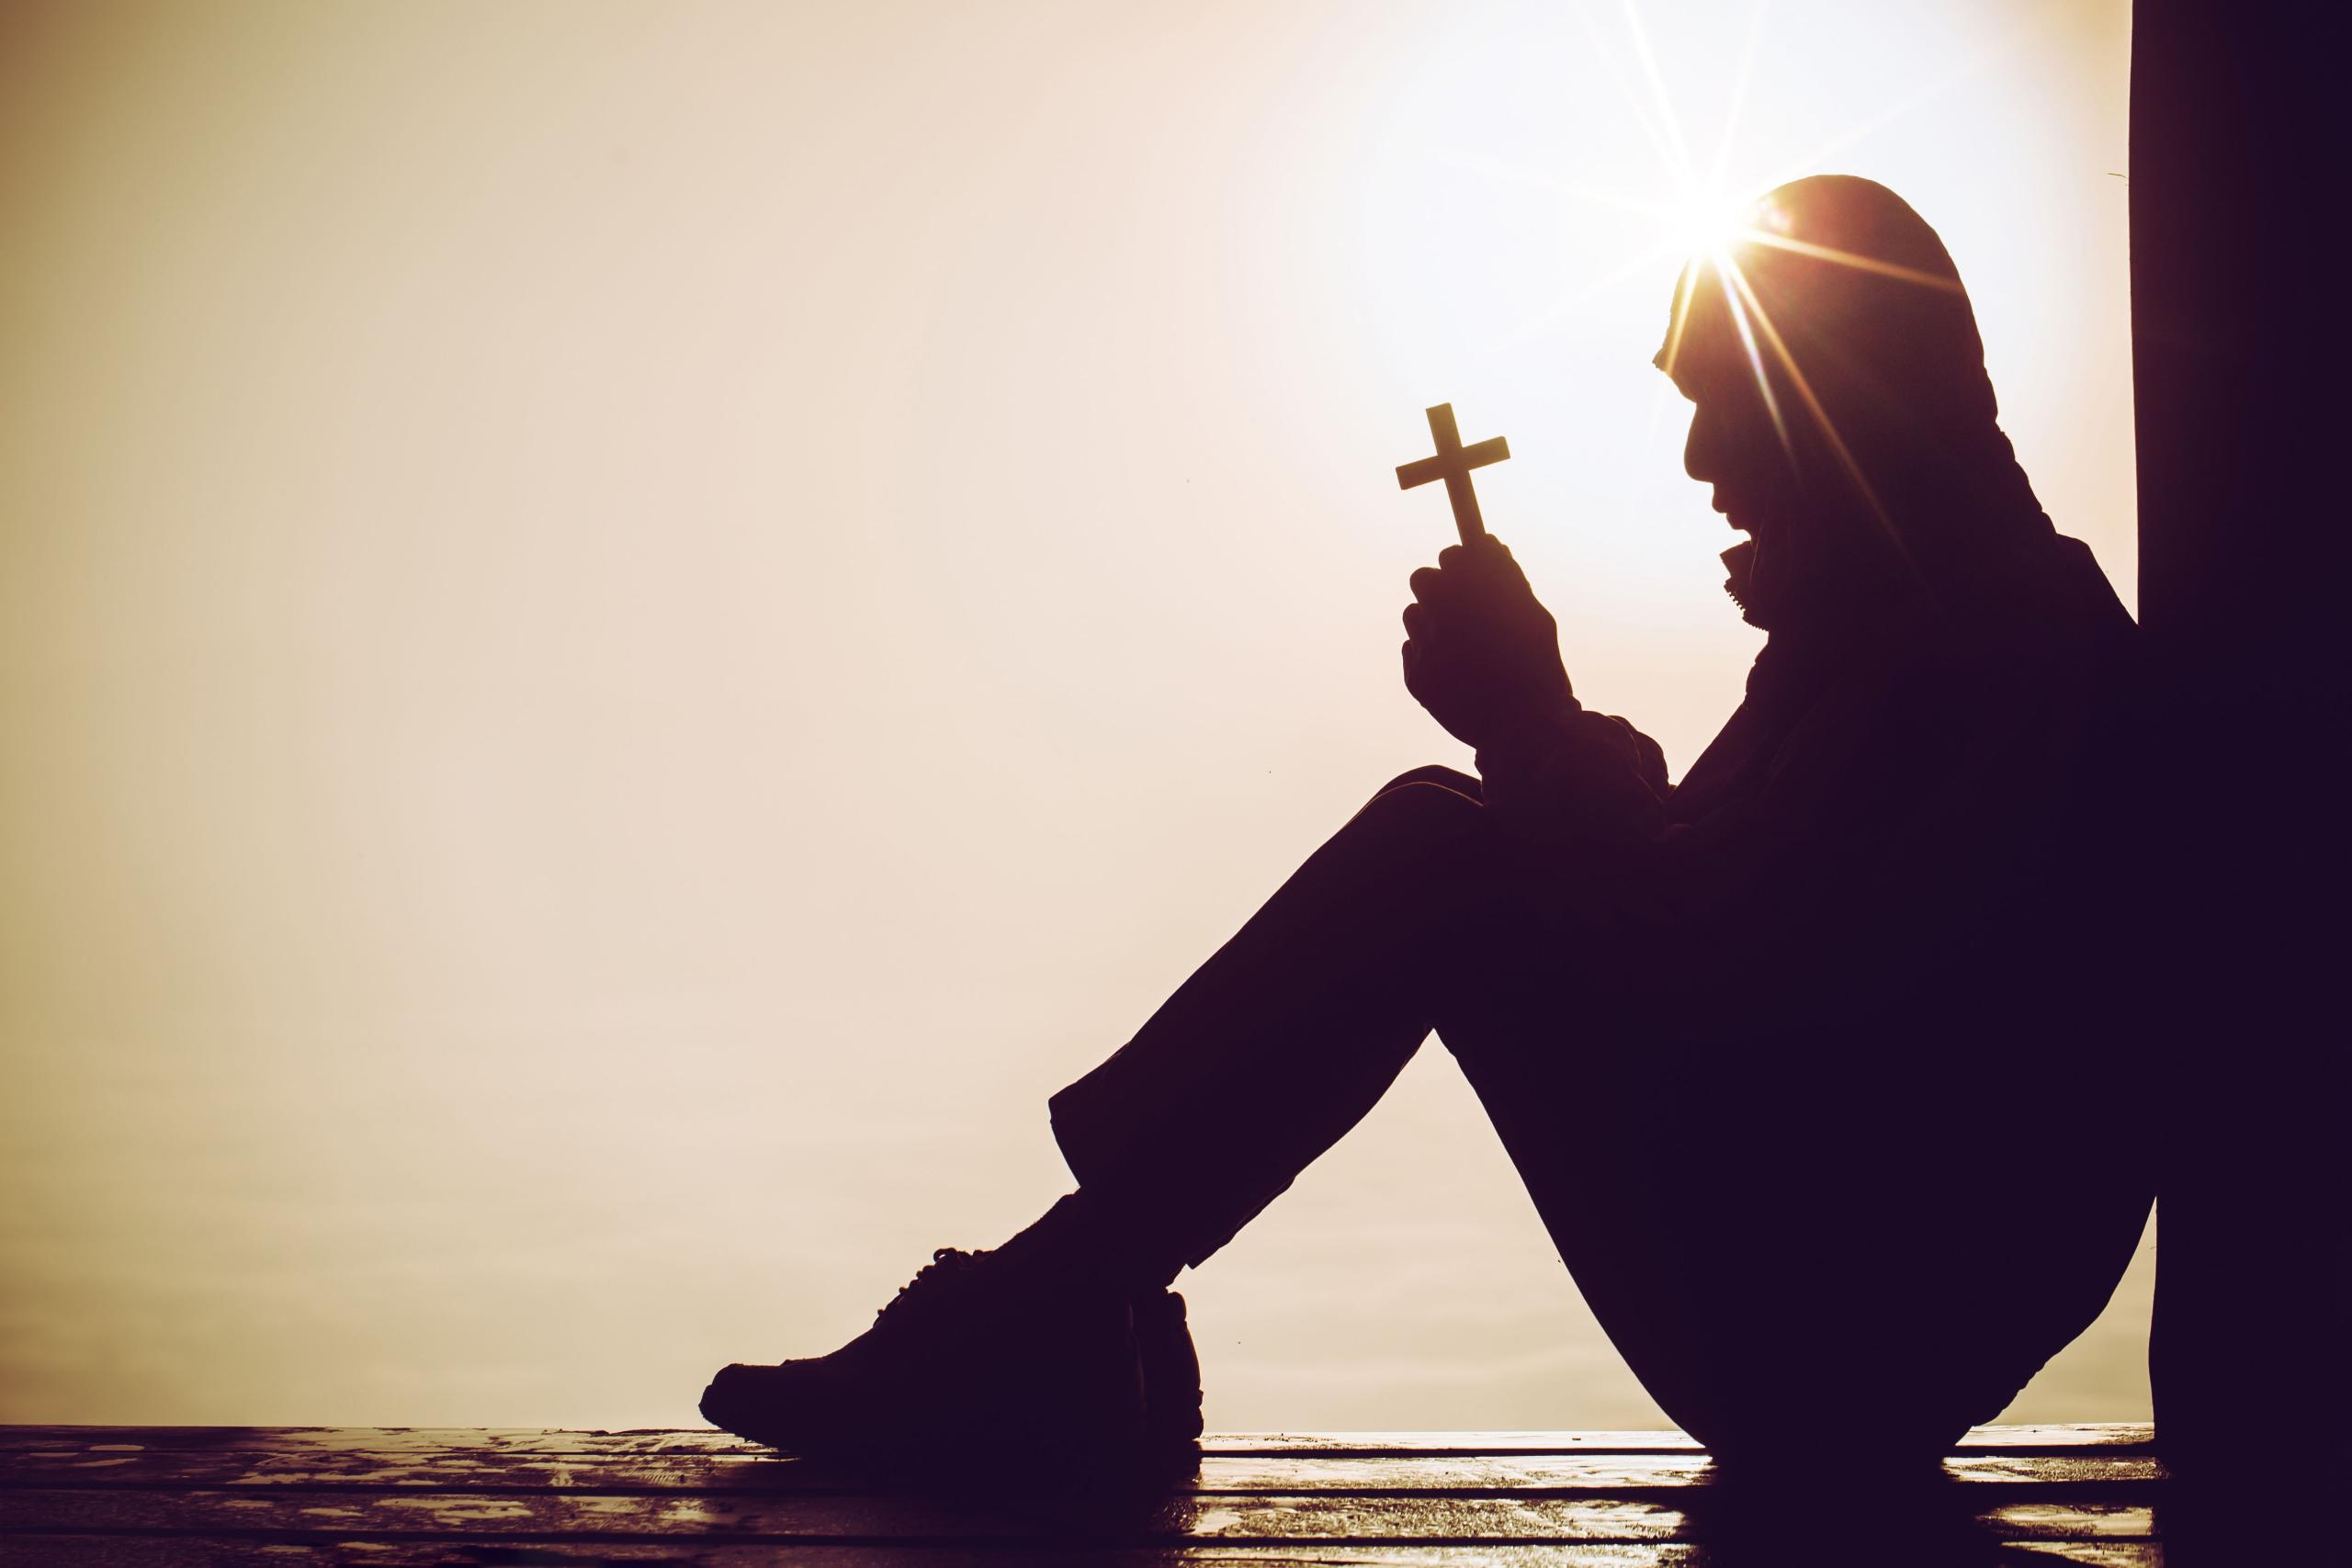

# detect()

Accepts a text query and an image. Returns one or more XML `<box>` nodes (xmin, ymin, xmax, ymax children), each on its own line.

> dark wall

<box><xmin>2131</xmin><ymin>1</ymin><xmax>2346</xmax><ymax>1466</ymax></box>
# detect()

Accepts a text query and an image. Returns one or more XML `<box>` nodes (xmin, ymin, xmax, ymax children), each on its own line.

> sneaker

<box><xmin>700</xmin><ymin>1247</ymin><xmax>1188</xmax><ymax>1461</ymax></box>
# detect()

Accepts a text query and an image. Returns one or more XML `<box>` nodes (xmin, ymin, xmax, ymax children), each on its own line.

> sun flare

<box><xmin>1667</xmin><ymin>184</ymin><xmax>1758</xmax><ymax>265</ymax></box>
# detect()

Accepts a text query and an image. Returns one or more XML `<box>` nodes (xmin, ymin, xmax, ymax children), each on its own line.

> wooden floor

<box><xmin>1</xmin><ymin>1422</ymin><xmax>2179</xmax><ymax>1564</ymax></box>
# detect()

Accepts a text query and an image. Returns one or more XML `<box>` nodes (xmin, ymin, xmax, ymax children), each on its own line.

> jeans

<box><xmin>1049</xmin><ymin>768</ymin><xmax>2153</xmax><ymax>1461</ymax></box>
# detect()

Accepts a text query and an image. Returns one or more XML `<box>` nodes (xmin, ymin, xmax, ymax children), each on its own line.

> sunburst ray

<box><xmin>1730</xmin><ymin>227</ymin><xmax>1965</xmax><ymax>291</ymax></box>
<box><xmin>1713</xmin><ymin>256</ymin><xmax>1792</xmax><ymax>459</ymax></box>
<box><xmin>1616</xmin><ymin>0</ymin><xmax>1699</xmax><ymax>186</ymax></box>
<box><xmin>1719</xmin><ymin>254</ymin><xmax>1923</xmax><ymax>575</ymax></box>
<box><xmin>1707</xmin><ymin>0</ymin><xmax>1772</xmax><ymax>191</ymax></box>
<box><xmin>1571</xmin><ymin>2</ymin><xmax>1696</xmax><ymax>197</ymax></box>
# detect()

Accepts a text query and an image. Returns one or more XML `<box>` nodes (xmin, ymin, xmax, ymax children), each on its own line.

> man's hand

<box><xmin>1401</xmin><ymin>535</ymin><xmax>1578</xmax><ymax>750</ymax></box>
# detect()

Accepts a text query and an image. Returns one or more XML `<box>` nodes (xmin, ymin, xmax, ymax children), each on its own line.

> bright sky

<box><xmin>0</xmin><ymin>0</ymin><xmax>2142</xmax><ymax>1429</ymax></box>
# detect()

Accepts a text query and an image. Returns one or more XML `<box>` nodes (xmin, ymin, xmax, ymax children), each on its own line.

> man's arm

<box><xmin>1398</xmin><ymin>531</ymin><xmax>1670</xmax><ymax>864</ymax></box>
<box><xmin>1400</xmin><ymin>536</ymin><xmax>1579</xmax><ymax>751</ymax></box>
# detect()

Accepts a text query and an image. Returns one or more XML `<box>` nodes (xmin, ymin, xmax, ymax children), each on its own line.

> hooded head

<box><xmin>1657</xmin><ymin>175</ymin><xmax>2055</xmax><ymax>635</ymax></box>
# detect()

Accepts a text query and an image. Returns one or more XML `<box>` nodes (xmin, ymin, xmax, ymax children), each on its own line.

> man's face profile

<box><xmin>1674</xmin><ymin>346</ymin><xmax>1785</xmax><ymax>539</ymax></box>
<box><xmin>1667</xmin><ymin>321</ymin><xmax>1800</xmax><ymax>626</ymax></box>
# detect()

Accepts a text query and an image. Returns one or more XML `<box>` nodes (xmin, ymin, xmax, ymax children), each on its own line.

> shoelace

<box><xmin>874</xmin><ymin>1247</ymin><xmax>980</xmax><ymax>1324</ymax></box>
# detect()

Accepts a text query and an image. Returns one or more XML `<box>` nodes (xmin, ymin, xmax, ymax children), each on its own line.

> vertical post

<box><xmin>2132</xmin><ymin>0</ymin><xmax>2346</xmax><ymax>1472</ymax></box>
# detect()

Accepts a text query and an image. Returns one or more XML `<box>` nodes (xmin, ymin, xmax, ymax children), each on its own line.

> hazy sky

<box><xmin>0</xmin><ymin>0</ymin><xmax>2143</xmax><ymax>1430</ymax></box>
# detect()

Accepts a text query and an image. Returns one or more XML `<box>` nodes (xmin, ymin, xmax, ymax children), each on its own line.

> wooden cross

<box><xmin>1395</xmin><ymin>402</ymin><xmax>1510</xmax><ymax>545</ymax></box>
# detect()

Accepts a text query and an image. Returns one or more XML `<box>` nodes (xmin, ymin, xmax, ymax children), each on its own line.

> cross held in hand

<box><xmin>1396</xmin><ymin>403</ymin><xmax>1510</xmax><ymax>546</ymax></box>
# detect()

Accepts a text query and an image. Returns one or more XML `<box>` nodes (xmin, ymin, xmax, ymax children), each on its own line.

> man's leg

<box><xmin>1043</xmin><ymin>768</ymin><xmax>2156</xmax><ymax>1463</ymax></box>
<box><xmin>703</xmin><ymin>766</ymin><xmax>1600</xmax><ymax>1459</ymax></box>
<box><xmin>1045</xmin><ymin>767</ymin><xmax>1736</xmax><ymax>1443</ymax></box>
<box><xmin>1047</xmin><ymin>766</ymin><xmax>1501</xmax><ymax>1281</ymax></box>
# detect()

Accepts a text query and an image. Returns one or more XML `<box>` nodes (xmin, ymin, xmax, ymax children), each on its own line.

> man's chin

<box><xmin>1719</xmin><ymin>540</ymin><xmax>1768</xmax><ymax>626</ymax></box>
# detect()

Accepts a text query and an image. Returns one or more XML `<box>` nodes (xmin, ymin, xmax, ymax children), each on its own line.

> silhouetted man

<box><xmin>701</xmin><ymin>176</ymin><xmax>2154</xmax><ymax>1469</ymax></box>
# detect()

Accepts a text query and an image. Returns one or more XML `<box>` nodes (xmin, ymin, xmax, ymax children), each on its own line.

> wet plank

<box><xmin>0</xmin><ymin>1485</ymin><xmax>2157</xmax><ymax>1542</ymax></box>
<box><xmin>0</xmin><ymin>1444</ymin><xmax>2167</xmax><ymax>1495</ymax></box>
<box><xmin>0</xmin><ymin>1425</ymin><xmax>2177</xmax><ymax>1563</ymax></box>
<box><xmin>0</xmin><ymin>1542</ymin><xmax>1708</xmax><ymax>1567</ymax></box>
<box><xmin>0</xmin><ymin>1422</ymin><xmax>2156</xmax><ymax>1455</ymax></box>
<box><xmin>1205</xmin><ymin>1426</ymin><xmax>2154</xmax><ymax>1455</ymax></box>
<box><xmin>0</xmin><ymin>1485</ymin><xmax>1679</xmax><ymax>1542</ymax></box>
<box><xmin>0</xmin><ymin>1542</ymin><xmax>2168</xmax><ymax>1567</ymax></box>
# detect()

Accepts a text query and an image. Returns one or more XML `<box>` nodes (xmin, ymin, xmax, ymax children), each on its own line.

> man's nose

<box><xmin>1683</xmin><ymin>410</ymin><xmax>1715</xmax><ymax>484</ymax></box>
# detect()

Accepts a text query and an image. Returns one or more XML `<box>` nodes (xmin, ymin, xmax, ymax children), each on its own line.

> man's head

<box><xmin>1656</xmin><ymin>176</ymin><xmax>2008</xmax><ymax>630</ymax></box>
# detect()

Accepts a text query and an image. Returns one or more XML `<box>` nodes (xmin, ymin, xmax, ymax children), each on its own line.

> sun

<box><xmin>1666</xmin><ymin>183</ymin><xmax>1759</xmax><ymax>265</ymax></box>
<box><xmin>1423</xmin><ymin>0</ymin><xmax>1984</xmax><ymax>547</ymax></box>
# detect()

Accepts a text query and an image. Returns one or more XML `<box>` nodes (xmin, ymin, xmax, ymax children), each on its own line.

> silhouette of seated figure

<box><xmin>700</xmin><ymin>175</ymin><xmax>2154</xmax><ymax>1470</ymax></box>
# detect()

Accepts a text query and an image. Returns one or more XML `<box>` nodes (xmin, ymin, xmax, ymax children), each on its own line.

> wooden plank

<box><xmin>0</xmin><ymin>1423</ymin><xmax>2157</xmax><ymax>1456</ymax></box>
<box><xmin>1214</xmin><ymin>1431</ymin><xmax>1711</xmax><ymax>1455</ymax></box>
<box><xmin>1199</xmin><ymin>1452</ymin><xmax>2164</xmax><ymax>1493</ymax></box>
<box><xmin>0</xmin><ymin>1443</ymin><xmax>2168</xmax><ymax>1495</ymax></box>
<box><xmin>0</xmin><ymin>1486</ymin><xmax>1690</xmax><ymax>1542</ymax></box>
<box><xmin>0</xmin><ymin>1427</ymin><xmax>745</xmax><ymax>1458</ymax></box>
<box><xmin>1207</xmin><ymin>1425</ymin><xmax>2154</xmax><ymax>1455</ymax></box>
<box><xmin>0</xmin><ymin>1425</ymin><xmax>2170</xmax><ymax>1565</ymax></box>
<box><xmin>0</xmin><ymin>1485</ymin><xmax>2156</xmax><ymax>1543</ymax></box>
<box><xmin>0</xmin><ymin>1542</ymin><xmax>1725</xmax><ymax>1567</ymax></box>
<box><xmin>0</xmin><ymin>1537</ymin><xmax>2170</xmax><ymax>1567</ymax></box>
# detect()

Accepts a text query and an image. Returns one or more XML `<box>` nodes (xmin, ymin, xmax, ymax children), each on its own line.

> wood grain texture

<box><xmin>0</xmin><ymin>1426</ymin><xmax>2178</xmax><ymax>1564</ymax></box>
<box><xmin>0</xmin><ymin>1543</ymin><xmax>2168</xmax><ymax>1567</ymax></box>
<box><xmin>0</xmin><ymin>1423</ymin><xmax>2157</xmax><ymax>1454</ymax></box>
<box><xmin>0</xmin><ymin>1446</ymin><xmax>2167</xmax><ymax>1494</ymax></box>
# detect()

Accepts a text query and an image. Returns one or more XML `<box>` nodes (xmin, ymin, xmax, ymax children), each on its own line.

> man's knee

<box><xmin>1371</xmin><ymin>764</ymin><xmax>1483</xmax><ymax>806</ymax></box>
<box><xmin>1347</xmin><ymin>766</ymin><xmax>1487</xmax><ymax>850</ymax></box>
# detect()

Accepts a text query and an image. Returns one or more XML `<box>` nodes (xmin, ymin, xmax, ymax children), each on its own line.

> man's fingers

<box><xmin>1419</xmin><ymin>537</ymin><xmax>1531</xmax><ymax>600</ymax></box>
<box><xmin>1402</xmin><ymin>602</ymin><xmax>1429</xmax><ymax>637</ymax></box>
<box><xmin>1468</xmin><ymin>534</ymin><xmax>1526</xmax><ymax>581</ymax></box>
